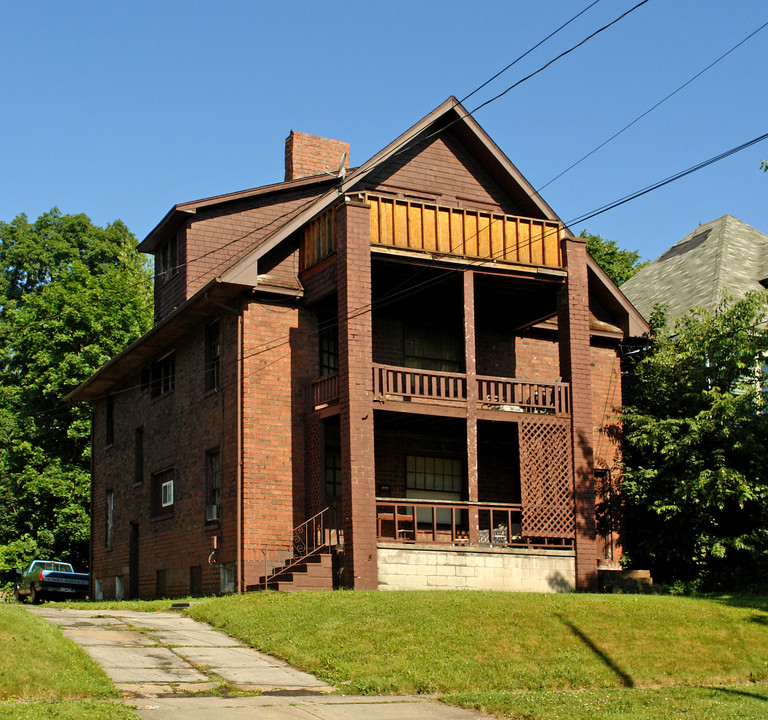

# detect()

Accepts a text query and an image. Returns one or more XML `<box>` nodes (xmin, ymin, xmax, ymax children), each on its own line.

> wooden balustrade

<box><xmin>376</xmin><ymin>500</ymin><xmax>572</xmax><ymax>549</ymax></box>
<box><xmin>372</xmin><ymin>364</ymin><xmax>569</xmax><ymax>415</ymax></box>
<box><xmin>372</xmin><ymin>364</ymin><xmax>467</xmax><ymax>402</ymax></box>
<box><xmin>309</xmin><ymin>373</ymin><xmax>339</xmax><ymax>408</ymax></box>
<box><xmin>309</xmin><ymin>366</ymin><xmax>570</xmax><ymax>416</ymax></box>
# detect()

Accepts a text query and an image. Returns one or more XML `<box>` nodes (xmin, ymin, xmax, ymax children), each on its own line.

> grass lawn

<box><xmin>0</xmin><ymin>605</ymin><xmax>136</xmax><ymax>720</ymax></box>
<box><xmin>180</xmin><ymin>590</ymin><xmax>768</xmax><ymax>719</ymax></box>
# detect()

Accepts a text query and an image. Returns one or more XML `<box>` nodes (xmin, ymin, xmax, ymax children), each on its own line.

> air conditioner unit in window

<box><xmin>205</xmin><ymin>504</ymin><xmax>220</xmax><ymax>522</ymax></box>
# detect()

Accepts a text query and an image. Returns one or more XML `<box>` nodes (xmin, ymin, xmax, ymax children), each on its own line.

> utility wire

<box><xmin>460</xmin><ymin>0</ymin><xmax>604</xmax><ymax>103</ymax></box>
<box><xmin>537</xmin><ymin>18</ymin><xmax>768</xmax><ymax>192</ymax></box>
<box><xmin>469</xmin><ymin>0</ymin><xmax>650</xmax><ymax>115</ymax></box>
<box><xmin>566</xmin><ymin>129</ymin><xmax>768</xmax><ymax>227</ymax></box>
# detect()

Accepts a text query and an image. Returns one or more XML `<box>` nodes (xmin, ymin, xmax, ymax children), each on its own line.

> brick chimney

<box><xmin>284</xmin><ymin>131</ymin><xmax>350</xmax><ymax>181</ymax></box>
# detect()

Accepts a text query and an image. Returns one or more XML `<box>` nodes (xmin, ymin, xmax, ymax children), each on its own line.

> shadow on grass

<box><xmin>556</xmin><ymin>614</ymin><xmax>635</xmax><ymax>688</ymax></box>
<box><xmin>712</xmin><ymin>686</ymin><xmax>768</xmax><ymax>702</ymax></box>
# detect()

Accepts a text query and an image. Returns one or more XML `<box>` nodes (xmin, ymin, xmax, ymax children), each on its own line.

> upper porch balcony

<box><xmin>301</xmin><ymin>193</ymin><xmax>564</xmax><ymax>272</ymax></box>
<box><xmin>310</xmin><ymin>367</ymin><xmax>570</xmax><ymax>417</ymax></box>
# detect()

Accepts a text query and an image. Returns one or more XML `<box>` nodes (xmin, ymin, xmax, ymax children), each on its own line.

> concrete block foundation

<box><xmin>378</xmin><ymin>543</ymin><xmax>575</xmax><ymax>592</ymax></box>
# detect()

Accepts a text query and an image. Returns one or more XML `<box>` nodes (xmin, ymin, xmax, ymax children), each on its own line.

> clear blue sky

<box><xmin>1</xmin><ymin>0</ymin><xmax>766</xmax><ymax>263</ymax></box>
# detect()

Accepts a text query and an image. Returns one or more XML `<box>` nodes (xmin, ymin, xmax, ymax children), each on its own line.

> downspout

<box><xmin>236</xmin><ymin>301</ymin><xmax>244</xmax><ymax>592</ymax></box>
<box><xmin>89</xmin><ymin>407</ymin><xmax>94</xmax><ymax>597</ymax></box>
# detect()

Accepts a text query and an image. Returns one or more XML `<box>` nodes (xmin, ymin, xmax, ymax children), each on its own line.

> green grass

<box><xmin>446</xmin><ymin>685</ymin><xmax>768</xmax><ymax>720</ymax></box>
<box><xmin>0</xmin><ymin>606</ymin><xmax>135</xmax><ymax>719</ymax></box>
<box><xmin>184</xmin><ymin>591</ymin><xmax>768</xmax><ymax>694</ymax></box>
<box><xmin>41</xmin><ymin>591</ymin><xmax>768</xmax><ymax>719</ymax></box>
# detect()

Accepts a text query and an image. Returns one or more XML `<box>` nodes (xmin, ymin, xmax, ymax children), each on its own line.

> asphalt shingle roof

<box><xmin>620</xmin><ymin>214</ymin><xmax>768</xmax><ymax>321</ymax></box>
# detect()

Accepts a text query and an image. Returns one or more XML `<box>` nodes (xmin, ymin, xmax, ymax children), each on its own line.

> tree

<box><xmin>762</xmin><ymin>160</ymin><xmax>767</xmax><ymax>172</ymax></box>
<box><xmin>580</xmin><ymin>231</ymin><xmax>647</xmax><ymax>286</ymax></box>
<box><xmin>613</xmin><ymin>293</ymin><xmax>768</xmax><ymax>590</ymax></box>
<box><xmin>0</xmin><ymin>209</ymin><xmax>153</xmax><ymax>576</ymax></box>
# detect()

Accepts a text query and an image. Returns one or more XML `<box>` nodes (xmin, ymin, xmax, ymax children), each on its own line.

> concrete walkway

<box><xmin>27</xmin><ymin>606</ymin><xmax>490</xmax><ymax>720</ymax></box>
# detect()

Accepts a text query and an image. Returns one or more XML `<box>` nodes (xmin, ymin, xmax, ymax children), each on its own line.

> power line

<box><xmin>536</xmin><ymin>18</ymin><xmax>768</xmax><ymax>192</ymax></box>
<box><xmin>460</xmin><ymin>0</ymin><xmax>604</xmax><ymax>104</ymax></box>
<box><xmin>566</xmin><ymin>129</ymin><xmax>768</xmax><ymax>228</ymax></box>
<box><xmin>469</xmin><ymin>0</ymin><xmax>650</xmax><ymax>116</ymax></box>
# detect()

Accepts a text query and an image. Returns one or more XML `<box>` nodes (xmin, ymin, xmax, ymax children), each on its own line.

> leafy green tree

<box><xmin>0</xmin><ymin>209</ymin><xmax>153</xmax><ymax>576</ymax></box>
<box><xmin>762</xmin><ymin>160</ymin><xmax>767</xmax><ymax>172</ymax></box>
<box><xmin>614</xmin><ymin>293</ymin><xmax>768</xmax><ymax>590</ymax></box>
<box><xmin>581</xmin><ymin>230</ymin><xmax>647</xmax><ymax>286</ymax></box>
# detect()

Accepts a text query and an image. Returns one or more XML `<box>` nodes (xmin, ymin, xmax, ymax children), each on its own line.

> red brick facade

<box><xmin>78</xmin><ymin>99</ymin><xmax>644</xmax><ymax>598</ymax></box>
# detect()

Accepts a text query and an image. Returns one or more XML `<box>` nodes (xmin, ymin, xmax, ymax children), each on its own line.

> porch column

<box><xmin>336</xmin><ymin>195</ymin><xmax>378</xmax><ymax>589</ymax></box>
<box><xmin>464</xmin><ymin>270</ymin><xmax>479</xmax><ymax>544</ymax></box>
<box><xmin>558</xmin><ymin>235</ymin><xmax>597</xmax><ymax>591</ymax></box>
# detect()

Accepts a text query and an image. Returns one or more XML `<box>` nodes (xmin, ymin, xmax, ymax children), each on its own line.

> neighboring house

<box><xmin>620</xmin><ymin>215</ymin><xmax>768</xmax><ymax>321</ymax></box>
<box><xmin>70</xmin><ymin>97</ymin><xmax>647</xmax><ymax>599</ymax></box>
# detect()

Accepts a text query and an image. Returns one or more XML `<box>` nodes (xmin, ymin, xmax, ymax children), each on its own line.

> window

<box><xmin>156</xmin><ymin>234</ymin><xmax>178</xmax><ymax>285</ymax></box>
<box><xmin>105</xmin><ymin>396</ymin><xmax>114</xmax><ymax>447</ymax></box>
<box><xmin>134</xmin><ymin>428</ymin><xmax>144</xmax><ymax>485</ymax></box>
<box><xmin>406</xmin><ymin>455</ymin><xmax>462</xmax><ymax>494</ymax></box>
<box><xmin>161</xmin><ymin>479</ymin><xmax>174</xmax><ymax>507</ymax></box>
<box><xmin>105</xmin><ymin>491</ymin><xmax>114</xmax><ymax>550</ymax></box>
<box><xmin>404</xmin><ymin>324</ymin><xmax>461</xmax><ymax>372</ymax></box>
<box><xmin>204</xmin><ymin>321</ymin><xmax>221</xmax><ymax>393</ymax></box>
<box><xmin>151</xmin><ymin>352</ymin><xmax>175</xmax><ymax>398</ymax></box>
<box><xmin>205</xmin><ymin>449</ymin><xmax>221</xmax><ymax>521</ymax></box>
<box><xmin>324</xmin><ymin>421</ymin><xmax>341</xmax><ymax>498</ymax></box>
<box><xmin>406</xmin><ymin>455</ymin><xmax>463</xmax><ymax>527</ymax></box>
<box><xmin>325</xmin><ymin>448</ymin><xmax>342</xmax><ymax>498</ymax></box>
<box><xmin>318</xmin><ymin>308</ymin><xmax>338</xmax><ymax>377</ymax></box>
<box><xmin>152</xmin><ymin>468</ymin><xmax>174</xmax><ymax>517</ymax></box>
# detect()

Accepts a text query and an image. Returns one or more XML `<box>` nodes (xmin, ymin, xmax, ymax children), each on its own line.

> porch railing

<box><xmin>376</xmin><ymin>499</ymin><xmax>573</xmax><ymax>550</ymax></box>
<box><xmin>251</xmin><ymin>507</ymin><xmax>342</xmax><ymax>589</ymax></box>
<box><xmin>373</xmin><ymin>364</ymin><xmax>467</xmax><ymax>402</ymax></box>
<box><xmin>477</xmin><ymin>375</ymin><xmax>570</xmax><ymax>415</ymax></box>
<box><xmin>372</xmin><ymin>364</ymin><xmax>569</xmax><ymax>415</ymax></box>
<box><xmin>309</xmin><ymin>373</ymin><xmax>339</xmax><ymax>408</ymax></box>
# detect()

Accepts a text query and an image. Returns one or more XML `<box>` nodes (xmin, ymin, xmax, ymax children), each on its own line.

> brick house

<box><xmin>70</xmin><ymin>97</ymin><xmax>647</xmax><ymax>598</ymax></box>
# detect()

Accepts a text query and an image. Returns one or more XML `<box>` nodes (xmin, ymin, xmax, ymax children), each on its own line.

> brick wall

<box><xmin>91</xmin><ymin>311</ymin><xmax>239</xmax><ymax>599</ymax></box>
<box><xmin>240</xmin><ymin>299</ymin><xmax>316</xmax><ymax>554</ymax></box>
<box><xmin>336</xmin><ymin>198</ymin><xmax>378</xmax><ymax>589</ymax></box>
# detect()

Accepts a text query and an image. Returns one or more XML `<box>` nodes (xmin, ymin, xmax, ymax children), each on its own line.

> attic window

<box><xmin>150</xmin><ymin>352</ymin><xmax>175</xmax><ymax>398</ymax></box>
<box><xmin>157</xmin><ymin>234</ymin><xmax>179</xmax><ymax>284</ymax></box>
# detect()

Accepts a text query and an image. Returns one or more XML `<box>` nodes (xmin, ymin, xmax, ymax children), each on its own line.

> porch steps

<box><xmin>247</xmin><ymin>552</ymin><xmax>334</xmax><ymax>592</ymax></box>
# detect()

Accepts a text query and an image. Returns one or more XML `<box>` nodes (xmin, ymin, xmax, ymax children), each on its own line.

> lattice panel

<box><xmin>518</xmin><ymin>421</ymin><xmax>574</xmax><ymax>538</ymax></box>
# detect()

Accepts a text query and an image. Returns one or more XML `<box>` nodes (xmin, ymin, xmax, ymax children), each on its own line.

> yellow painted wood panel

<box><xmin>365</xmin><ymin>194</ymin><xmax>562</xmax><ymax>270</ymax></box>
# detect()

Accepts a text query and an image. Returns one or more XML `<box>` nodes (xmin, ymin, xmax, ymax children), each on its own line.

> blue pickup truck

<box><xmin>14</xmin><ymin>560</ymin><xmax>89</xmax><ymax>603</ymax></box>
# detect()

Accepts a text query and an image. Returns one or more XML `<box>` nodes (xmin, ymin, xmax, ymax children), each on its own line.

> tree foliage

<box><xmin>614</xmin><ymin>293</ymin><xmax>768</xmax><ymax>590</ymax></box>
<box><xmin>581</xmin><ymin>230</ymin><xmax>647</xmax><ymax>286</ymax></box>
<box><xmin>0</xmin><ymin>209</ymin><xmax>153</xmax><ymax>575</ymax></box>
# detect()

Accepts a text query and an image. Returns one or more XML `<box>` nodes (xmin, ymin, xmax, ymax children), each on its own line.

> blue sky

<box><xmin>1</xmin><ymin>1</ymin><xmax>766</xmax><ymax>263</ymax></box>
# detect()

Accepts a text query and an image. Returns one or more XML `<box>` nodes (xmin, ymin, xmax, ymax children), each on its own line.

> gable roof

<box><xmin>219</xmin><ymin>96</ymin><xmax>575</xmax><ymax>287</ymax></box>
<box><xmin>620</xmin><ymin>215</ymin><xmax>768</xmax><ymax>321</ymax></box>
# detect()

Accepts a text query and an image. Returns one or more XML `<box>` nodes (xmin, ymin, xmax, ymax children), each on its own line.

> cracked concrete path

<box><xmin>26</xmin><ymin>606</ymin><xmax>332</xmax><ymax>695</ymax></box>
<box><xmin>27</xmin><ymin>606</ymin><xmax>490</xmax><ymax>720</ymax></box>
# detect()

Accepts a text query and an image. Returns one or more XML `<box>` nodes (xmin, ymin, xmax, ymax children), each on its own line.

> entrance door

<box><xmin>128</xmin><ymin>522</ymin><xmax>139</xmax><ymax>599</ymax></box>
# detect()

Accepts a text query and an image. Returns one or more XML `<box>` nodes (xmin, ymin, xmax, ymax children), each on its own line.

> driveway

<box><xmin>27</xmin><ymin>606</ymin><xmax>489</xmax><ymax>720</ymax></box>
